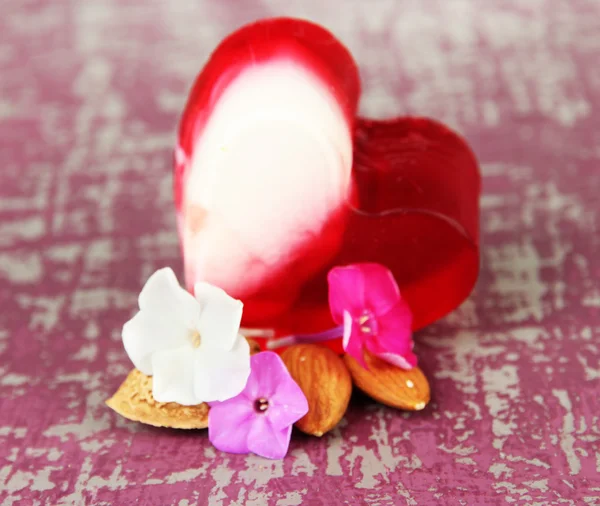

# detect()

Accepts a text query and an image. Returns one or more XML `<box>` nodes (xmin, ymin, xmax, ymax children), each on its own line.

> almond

<box><xmin>246</xmin><ymin>337</ymin><xmax>261</xmax><ymax>355</ymax></box>
<box><xmin>106</xmin><ymin>369</ymin><xmax>209</xmax><ymax>429</ymax></box>
<box><xmin>343</xmin><ymin>350</ymin><xmax>430</xmax><ymax>411</ymax></box>
<box><xmin>107</xmin><ymin>336</ymin><xmax>259</xmax><ymax>428</ymax></box>
<box><xmin>281</xmin><ymin>344</ymin><xmax>352</xmax><ymax>437</ymax></box>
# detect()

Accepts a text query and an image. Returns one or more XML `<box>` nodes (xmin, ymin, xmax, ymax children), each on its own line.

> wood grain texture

<box><xmin>1</xmin><ymin>0</ymin><xmax>598</xmax><ymax>504</ymax></box>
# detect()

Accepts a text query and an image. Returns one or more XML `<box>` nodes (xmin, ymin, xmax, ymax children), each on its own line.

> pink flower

<box><xmin>208</xmin><ymin>352</ymin><xmax>308</xmax><ymax>460</ymax></box>
<box><xmin>327</xmin><ymin>263</ymin><xmax>417</xmax><ymax>370</ymax></box>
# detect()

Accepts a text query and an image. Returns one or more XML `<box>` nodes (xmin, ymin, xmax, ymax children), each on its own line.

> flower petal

<box><xmin>268</xmin><ymin>386</ymin><xmax>308</xmax><ymax>432</ymax></box>
<box><xmin>195</xmin><ymin>282</ymin><xmax>243</xmax><ymax>351</ymax></box>
<box><xmin>358</xmin><ymin>263</ymin><xmax>401</xmax><ymax>316</ymax></box>
<box><xmin>247</xmin><ymin>415</ymin><xmax>293</xmax><ymax>460</ymax></box>
<box><xmin>207</xmin><ymin>352</ymin><xmax>302</xmax><ymax>459</ymax></box>
<box><xmin>371</xmin><ymin>302</ymin><xmax>413</xmax><ymax>352</ymax></box>
<box><xmin>373</xmin><ymin>350</ymin><xmax>417</xmax><ymax>370</ymax></box>
<box><xmin>123</xmin><ymin>268</ymin><xmax>200</xmax><ymax>374</ymax></box>
<box><xmin>342</xmin><ymin>310</ymin><xmax>353</xmax><ymax>350</ymax></box>
<box><xmin>151</xmin><ymin>346</ymin><xmax>198</xmax><ymax>405</ymax></box>
<box><xmin>208</xmin><ymin>398</ymin><xmax>254</xmax><ymax>454</ymax></box>
<box><xmin>366</xmin><ymin>303</ymin><xmax>417</xmax><ymax>369</ymax></box>
<box><xmin>327</xmin><ymin>265</ymin><xmax>365</xmax><ymax>323</ymax></box>
<box><xmin>243</xmin><ymin>352</ymin><xmax>292</xmax><ymax>401</ymax></box>
<box><xmin>239</xmin><ymin>352</ymin><xmax>309</xmax><ymax>431</ymax></box>
<box><xmin>139</xmin><ymin>267</ymin><xmax>200</xmax><ymax>328</ymax></box>
<box><xmin>193</xmin><ymin>335</ymin><xmax>251</xmax><ymax>402</ymax></box>
<box><xmin>122</xmin><ymin>310</ymin><xmax>189</xmax><ymax>375</ymax></box>
<box><xmin>343</xmin><ymin>318</ymin><xmax>368</xmax><ymax>369</ymax></box>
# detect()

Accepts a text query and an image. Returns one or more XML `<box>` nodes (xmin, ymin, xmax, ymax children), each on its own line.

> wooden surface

<box><xmin>1</xmin><ymin>0</ymin><xmax>598</xmax><ymax>504</ymax></box>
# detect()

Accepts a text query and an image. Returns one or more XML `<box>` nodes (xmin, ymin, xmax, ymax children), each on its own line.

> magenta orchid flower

<box><xmin>328</xmin><ymin>263</ymin><xmax>417</xmax><ymax>370</ymax></box>
<box><xmin>208</xmin><ymin>351</ymin><xmax>308</xmax><ymax>460</ymax></box>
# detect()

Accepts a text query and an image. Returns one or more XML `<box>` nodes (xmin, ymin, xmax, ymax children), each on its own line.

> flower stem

<box><xmin>266</xmin><ymin>325</ymin><xmax>344</xmax><ymax>350</ymax></box>
<box><xmin>240</xmin><ymin>327</ymin><xmax>275</xmax><ymax>338</ymax></box>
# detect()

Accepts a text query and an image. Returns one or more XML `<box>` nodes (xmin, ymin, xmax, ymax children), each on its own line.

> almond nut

<box><xmin>343</xmin><ymin>350</ymin><xmax>430</xmax><ymax>411</ymax></box>
<box><xmin>246</xmin><ymin>337</ymin><xmax>261</xmax><ymax>355</ymax></box>
<box><xmin>281</xmin><ymin>344</ymin><xmax>352</xmax><ymax>437</ymax></box>
<box><xmin>107</xmin><ymin>336</ymin><xmax>260</xmax><ymax>428</ymax></box>
<box><xmin>106</xmin><ymin>369</ymin><xmax>209</xmax><ymax>429</ymax></box>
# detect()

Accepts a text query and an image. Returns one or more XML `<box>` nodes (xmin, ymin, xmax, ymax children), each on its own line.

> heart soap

<box><xmin>175</xmin><ymin>18</ymin><xmax>360</xmax><ymax>322</ymax></box>
<box><xmin>281</xmin><ymin>116</ymin><xmax>480</xmax><ymax>336</ymax></box>
<box><xmin>175</xmin><ymin>18</ymin><xmax>480</xmax><ymax>337</ymax></box>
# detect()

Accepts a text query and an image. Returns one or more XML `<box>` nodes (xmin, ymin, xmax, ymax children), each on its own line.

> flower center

<box><xmin>357</xmin><ymin>310</ymin><xmax>377</xmax><ymax>335</ymax></box>
<box><xmin>254</xmin><ymin>397</ymin><xmax>269</xmax><ymax>413</ymax></box>
<box><xmin>189</xmin><ymin>329</ymin><xmax>201</xmax><ymax>348</ymax></box>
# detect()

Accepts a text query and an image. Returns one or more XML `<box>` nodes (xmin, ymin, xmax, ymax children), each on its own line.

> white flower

<box><xmin>122</xmin><ymin>267</ymin><xmax>250</xmax><ymax>405</ymax></box>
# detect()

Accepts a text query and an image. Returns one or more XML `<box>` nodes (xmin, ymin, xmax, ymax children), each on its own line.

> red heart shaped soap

<box><xmin>175</xmin><ymin>18</ymin><xmax>480</xmax><ymax>337</ymax></box>
<box><xmin>278</xmin><ymin>116</ymin><xmax>480</xmax><ymax>335</ymax></box>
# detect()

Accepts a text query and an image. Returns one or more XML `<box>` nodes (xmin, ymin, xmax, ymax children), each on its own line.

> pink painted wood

<box><xmin>0</xmin><ymin>1</ymin><xmax>598</xmax><ymax>504</ymax></box>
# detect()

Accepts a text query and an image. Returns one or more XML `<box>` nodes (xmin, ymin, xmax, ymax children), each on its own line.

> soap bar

<box><xmin>175</xmin><ymin>18</ymin><xmax>360</xmax><ymax>321</ymax></box>
<box><xmin>282</xmin><ymin>117</ymin><xmax>480</xmax><ymax>335</ymax></box>
<box><xmin>175</xmin><ymin>18</ymin><xmax>480</xmax><ymax>336</ymax></box>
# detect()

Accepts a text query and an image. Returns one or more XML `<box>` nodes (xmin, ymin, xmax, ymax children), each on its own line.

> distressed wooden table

<box><xmin>1</xmin><ymin>0</ymin><xmax>598</xmax><ymax>504</ymax></box>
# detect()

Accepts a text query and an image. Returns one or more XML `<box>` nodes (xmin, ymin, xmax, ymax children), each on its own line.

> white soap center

<box><xmin>183</xmin><ymin>60</ymin><xmax>353</xmax><ymax>297</ymax></box>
